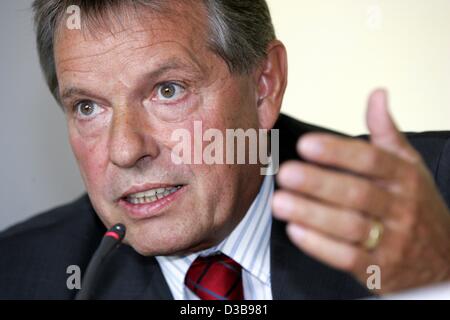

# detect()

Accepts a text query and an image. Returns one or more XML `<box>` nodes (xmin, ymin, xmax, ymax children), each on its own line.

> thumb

<box><xmin>366</xmin><ymin>89</ymin><xmax>417</xmax><ymax>161</ymax></box>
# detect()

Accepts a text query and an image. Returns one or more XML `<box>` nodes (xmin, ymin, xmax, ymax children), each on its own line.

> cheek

<box><xmin>208</xmin><ymin>78</ymin><xmax>258</xmax><ymax>129</ymax></box>
<box><xmin>69</xmin><ymin>127</ymin><xmax>109</xmax><ymax>195</ymax></box>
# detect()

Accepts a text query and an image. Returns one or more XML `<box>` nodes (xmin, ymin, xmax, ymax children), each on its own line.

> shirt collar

<box><xmin>156</xmin><ymin>173</ymin><xmax>274</xmax><ymax>293</ymax></box>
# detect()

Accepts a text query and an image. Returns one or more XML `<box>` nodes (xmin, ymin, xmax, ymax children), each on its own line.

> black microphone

<box><xmin>75</xmin><ymin>223</ymin><xmax>126</xmax><ymax>300</ymax></box>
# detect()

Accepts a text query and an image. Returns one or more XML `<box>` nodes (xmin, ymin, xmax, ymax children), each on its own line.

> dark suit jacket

<box><xmin>1</xmin><ymin>114</ymin><xmax>449</xmax><ymax>299</ymax></box>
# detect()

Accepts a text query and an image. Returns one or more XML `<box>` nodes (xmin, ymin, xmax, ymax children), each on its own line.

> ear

<box><xmin>254</xmin><ymin>40</ymin><xmax>288</xmax><ymax>130</ymax></box>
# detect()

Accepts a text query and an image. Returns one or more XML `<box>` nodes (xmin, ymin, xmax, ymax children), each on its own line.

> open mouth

<box><xmin>123</xmin><ymin>185</ymin><xmax>183</xmax><ymax>205</ymax></box>
<box><xmin>118</xmin><ymin>183</ymin><xmax>187</xmax><ymax>220</ymax></box>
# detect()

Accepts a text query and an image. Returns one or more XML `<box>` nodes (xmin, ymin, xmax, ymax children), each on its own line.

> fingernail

<box><xmin>272</xmin><ymin>193</ymin><xmax>292</xmax><ymax>218</ymax></box>
<box><xmin>287</xmin><ymin>224</ymin><xmax>306</xmax><ymax>241</ymax></box>
<box><xmin>298</xmin><ymin>137</ymin><xmax>322</xmax><ymax>157</ymax></box>
<box><xmin>278</xmin><ymin>164</ymin><xmax>304</xmax><ymax>186</ymax></box>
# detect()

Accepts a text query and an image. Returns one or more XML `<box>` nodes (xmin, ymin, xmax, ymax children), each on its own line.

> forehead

<box><xmin>54</xmin><ymin>2</ymin><xmax>211</xmax><ymax>91</ymax></box>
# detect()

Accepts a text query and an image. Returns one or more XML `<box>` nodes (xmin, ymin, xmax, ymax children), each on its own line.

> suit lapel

<box><xmin>94</xmin><ymin>244</ymin><xmax>173</xmax><ymax>300</ymax></box>
<box><xmin>270</xmin><ymin>218</ymin><xmax>308</xmax><ymax>299</ymax></box>
<box><xmin>270</xmin><ymin>217</ymin><xmax>371</xmax><ymax>299</ymax></box>
<box><xmin>270</xmin><ymin>115</ymin><xmax>371</xmax><ymax>299</ymax></box>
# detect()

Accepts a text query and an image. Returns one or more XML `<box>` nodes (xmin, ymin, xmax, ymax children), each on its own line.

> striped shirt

<box><xmin>156</xmin><ymin>174</ymin><xmax>274</xmax><ymax>300</ymax></box>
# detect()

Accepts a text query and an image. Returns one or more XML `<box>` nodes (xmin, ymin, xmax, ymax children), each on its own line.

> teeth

<box><xmin>126</xmin><ymin>186</ymin><xmax>181</xmax><ymax>204</ymax></box>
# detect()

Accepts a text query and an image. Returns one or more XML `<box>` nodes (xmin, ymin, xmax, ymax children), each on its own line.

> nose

<box><xmin>108</xmin><ymin>107</ymin><xmax>160</xmax><ymax>168</ymax></box>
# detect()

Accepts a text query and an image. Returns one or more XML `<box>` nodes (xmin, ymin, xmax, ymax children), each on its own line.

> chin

<box><xmin>125</xmin><ymin>224</ymin><xmax>204</xmax><ymax>257</ymax></box>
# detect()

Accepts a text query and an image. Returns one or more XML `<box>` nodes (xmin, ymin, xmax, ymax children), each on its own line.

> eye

<box><xmin>73</xmin><ymin>100</ymin><xmax>102</xmax><ymax>119</ymax></box>
<box><xmin>154</xmin><ymin>82</ymin><xmax>186</xmax><ymax>102</ymax></box>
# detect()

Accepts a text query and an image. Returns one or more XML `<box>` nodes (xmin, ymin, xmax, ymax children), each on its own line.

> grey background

<box><xmin>0</xmin><ymin>0</ymin><xmax>84</xmax><ymax>231</ymax></box>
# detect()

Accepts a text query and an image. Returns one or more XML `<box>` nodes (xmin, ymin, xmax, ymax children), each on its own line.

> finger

<box><xmin>297</xmin><ymin>133</ymin><xmax>413</xmax><ymax>181</ymax></box>
<box><xmin>277</xmin><ymin>161</ymin><xmax>396</xmax><ymax>217</ymax></box>
<box><xmin>286</xmin><ymin>223</ymin><xmax>371</xmax><ymax>274</ymax></box>
<box><xmin>366</xmin><ymin>89</ymin><xmax>419</xmax><ymax>163</ymax></box>
<box><xmin>273</xmin><ymin>191</ymin><xmax>372</xmax><ymax>243</ymax></box>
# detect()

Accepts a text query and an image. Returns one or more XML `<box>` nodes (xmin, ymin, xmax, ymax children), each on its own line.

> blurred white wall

<box><xmin>268</xmin><ymin>0</ymin><xmax>450</xmax><ymax>134</ymax></box>
<box><xmin>0</xmin><ymin>0</ymin><xmax>449</xmax><ymax>230</ymax></box>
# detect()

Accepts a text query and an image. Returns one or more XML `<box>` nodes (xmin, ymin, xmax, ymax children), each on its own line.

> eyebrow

<box><xmin>60</xmin><ymin>87</ymin><xmax>98</xmax><ymax>102</ymax></box>
<box><xmin>60</xmin><ymin>58</ymin><xmax>203</xmax><ymax>103</ymax></box>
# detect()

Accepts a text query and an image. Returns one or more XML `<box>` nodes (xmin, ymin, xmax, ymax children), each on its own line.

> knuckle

<box><xmin>346</xmin><ymin>217</ymin><xmax>368</xmax><ymax>242</ymax></box>
<box><xmin>363</xmin><ymin>149</ymin><xmax>381</xmax><ymax>171</ymax></box>
<box><xmin>312</xmin><ymin>210</ymin><xmax>328</xmax><ymax>228</ymax></box>
<box><xmin>348</xmin><ymin>184</ymin><xmax>371</xmax><ymax>208</ymax></box>
<box><xmin>402</xmin><ymin>204</ymin><xmax>419</xmax><ymax>230</ymax></box>
<box><xmin>390</xmin><ymin>199</ymin><xmax>406</xmax><ymax>216</ymax></box>
<box><xmin>293</xmin><ymin>199</ymin><xmax>310</xmax><ymax>220</ymax></box>
<box><xmin>393</xmin><ymin>233</ymin><xmax>411</xmax><ymax>264</ymax></box>
<box><xmin>392</xmin><ymin>200</ymin><xmax>419</xmax><ymax>235</ymax></box>
<box><xmin>406</xmin><ymin>167</ymin><xmax>422</xmax><ymax>193</ymax></box>
<box><xmin>291</xmin><ymin>198</ymin><xmax>319</xmax><ymax>224</ymax></box>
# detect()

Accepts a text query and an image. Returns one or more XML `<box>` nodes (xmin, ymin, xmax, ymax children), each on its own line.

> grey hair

<box><xmin>31</xmin><ymin>0</ymin><xmax>276</xmax><ymax>104</ymax></box>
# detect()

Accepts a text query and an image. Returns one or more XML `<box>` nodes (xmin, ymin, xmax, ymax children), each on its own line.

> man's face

<box><xmin>54</xmin><ymin>2</ymin><xmax>265</xmax><ymax>255</ymax></box>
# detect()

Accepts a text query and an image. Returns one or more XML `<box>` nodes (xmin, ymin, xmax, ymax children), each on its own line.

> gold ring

<box><xmin>363</xmin><ymin>220</ymin><xmax>384</xmax><ymax>251</ymax></box>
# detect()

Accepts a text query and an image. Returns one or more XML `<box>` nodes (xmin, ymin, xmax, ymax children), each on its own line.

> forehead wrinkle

<box><xmin>54</xmin><ymin>1</ymin><xmax>203</xmax><ymax>63</ymax></box>
<box><xmin>130</xmin><ymin>40</ymin><xmax>206</xmax><ymax>73</ymax></box>
<box><xmin>122</xmin><ymin>57</ymin><xmax>206</xmax><ymax>93</ymax></box>
<box><xmin>55</xmin><ymin>3</ymin><xmax>210</xmax><ymax>79</ymax></box>
<box><xmin>58</xmin><ymin>65</ymin><xmax>94</xmax><ymax>74</ymax></box>
<box><xmin>56</xmin><ymin>24</ymin><xmax>202</xmax><ymax>69</ymax></box>
<box><xmin>56</xmin><ymin>36</ymin><xmax>142</xmax><ymax>66</ymax></box>
<box><xmin>59</xmin><ymin>46</ymin><xmax>203</xmax><ymax>89</ymax></box>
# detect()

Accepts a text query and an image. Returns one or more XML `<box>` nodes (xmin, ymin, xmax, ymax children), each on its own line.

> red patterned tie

<box><xmin>185</xmin><ymin>253</ymin><xmax>244</xmax><ymax>300</ymax></box>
